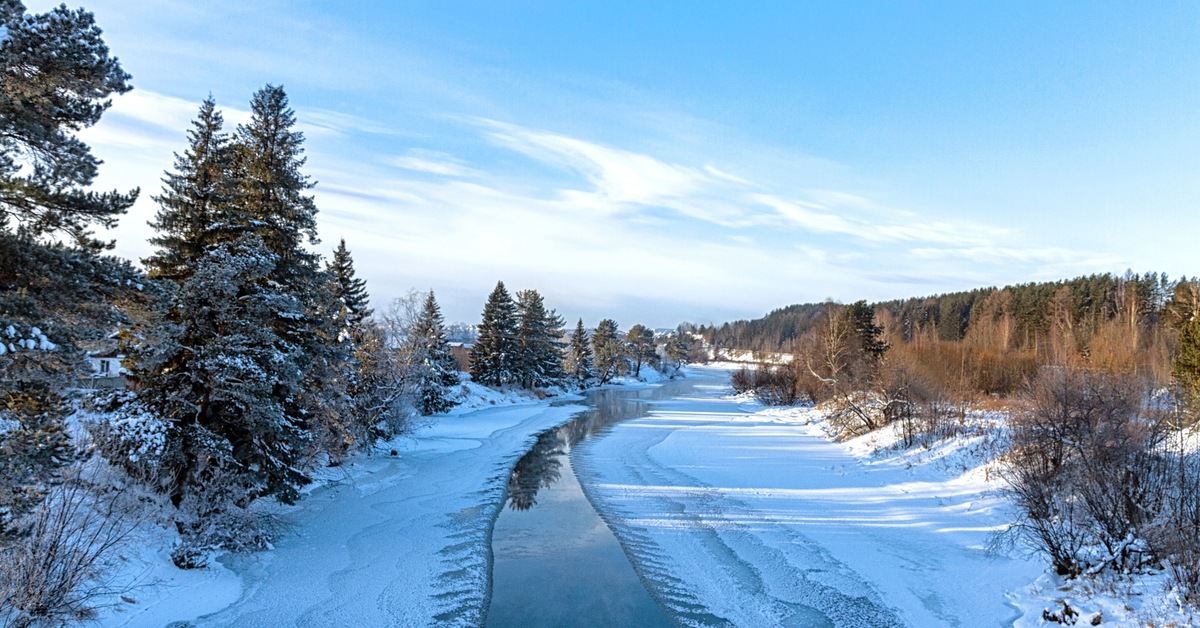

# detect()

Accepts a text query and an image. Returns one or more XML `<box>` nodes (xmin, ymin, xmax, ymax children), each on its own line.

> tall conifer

<box><xmin>470</xmin><ymin>282</ymin><xmax>518</xmax><ymax>386</ymax></box>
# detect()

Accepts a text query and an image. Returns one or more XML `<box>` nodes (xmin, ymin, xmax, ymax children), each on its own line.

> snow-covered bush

<box><xmin>82</xmin><ymin>391</ymin><xmax>171</xmax><ymax>487</ymax></box>
<box><xmin>1003</xmin><ymin>369</ymin><xmax>1170</xmax><ymax>577</ymax></box>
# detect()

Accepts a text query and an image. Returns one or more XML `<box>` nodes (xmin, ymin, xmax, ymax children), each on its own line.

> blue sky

<box><xmin>30</xmin><ymin>1</ymin><xmax>1200</xmax><ymax>328</ymax></box>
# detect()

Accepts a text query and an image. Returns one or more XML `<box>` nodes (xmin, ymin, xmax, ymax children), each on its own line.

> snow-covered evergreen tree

<box><xmin>135</xmin><ymin>236</ymin><xmax>312</xmax><ymax>565</ymax></box>
<box><xmin>513</xmin><ymin>289</ymin><xmax>565</xmax><ymax>389</ymax></box>
<box><xmin>592</xmin><ymin>319</ymin><xmax>623</xmax><ymax>384</ymax></box>
<box><xmin>410</xmin><ymin>291</ymin><xmax>460</xmax><ymax>415</ymax></box>
<box><xmin>564</xmin><ymin>318</ymin><xmax>596</xmax><ymax>387</ymax></box>
<box><xmin>470</xmin><ymin>281</ymin><xmax>518</xmax><ymax>386</ymax></box>
<box><xmin>231</xmin><ymin>85</ymin><xmax>353</xmax><ymax>466</ymax></box>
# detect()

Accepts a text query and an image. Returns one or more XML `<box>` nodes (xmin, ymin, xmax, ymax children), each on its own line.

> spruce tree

<box><xmin>144</xmin><ymin>98</ymin><xmax>238</xmax><ymax>282</ymax></box>
<box><xmin>232</xmin><ymin>85</ymin><xmax>351</xmax><ymax>466</ymax></box>
<box><xmin>329</xmin><ymin>239</ymin><xmax>373</xmax><ymax>329</ymax></box>
<box><xmin>411</xmin><ymin>291</ymin><xmax>460</xmax><ymax>414</ymax></box>
<box><xmin>514</xmin><ymin>289</ymin><xmax>565</xmax><ymax>389</ymax></box>
<box><xmin>133</xmin><ymin>86</ymin><xmax>350</xmax><ymax>542</ymax></box>
<box><xmin>470</xmin><ymin>281</ymin><xmax>518</xmax><ymax>386</ymax></box>
<box><xmin>564</xmin><ymin>318</ymin><xmax>596</xmax><ymax>387</ymax></box>
<box><xmin>592</xmin><ymin>319</ymin><xmax>623</xmax><ymax>384</ymax></box>
<box><xmin>138</xmin><ymin>237</ymin><xmax>311</xmax><ymax>511</ymax></box>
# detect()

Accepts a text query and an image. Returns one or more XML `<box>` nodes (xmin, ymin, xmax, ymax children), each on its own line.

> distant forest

<box><xmin>701</xmin><ymin>271</ymin><xmax>1184</xmax><ymax>385</ymax></box>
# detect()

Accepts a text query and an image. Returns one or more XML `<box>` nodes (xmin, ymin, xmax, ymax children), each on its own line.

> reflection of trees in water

<box><xmin>504</xmin><ymin>387</ymin><xmax>663</xmax><ymax>511</ymax></box>
<box><xmin>506</xmin><ymin>429</ymin><xmax>566</xmax><ymax>510</ymax></box>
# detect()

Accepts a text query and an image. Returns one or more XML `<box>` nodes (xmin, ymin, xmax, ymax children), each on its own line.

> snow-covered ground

<box><xmin>574</xmin><ymin>370</ymin><xmax>1040</xmax><ymax>626</ymax></box>
<box><xmin>92</xmin><ymin>368</ymin><xmax>1196</xmax><ymax>626</ymax></box>
<box><xmin>96</xmin><ymin>382</ymin><xmax>586</xmax><ymax>627</ymax></box>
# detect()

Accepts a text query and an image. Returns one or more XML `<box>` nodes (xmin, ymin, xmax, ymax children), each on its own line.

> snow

<box><xmin>88</xmin><ymin>367</ymin><xmax>1197</xmax><ymax>625</ymax></box>
<box><xmin>94</xmin><ymin>386</ymin><xmax>585</xmax><ymax>627</ymax></box>
<box><xmin>576</xmin><ymin>369</ymin><xmax>1038</xmax><ymax>626</ymax></box>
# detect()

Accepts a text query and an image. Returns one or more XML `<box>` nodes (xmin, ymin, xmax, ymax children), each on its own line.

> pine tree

<box><xmin>0</xmin><ymin>0</ymin><xmax>136</xmax><ymax>247</ymax></box>
<box><xmin>1169</xmin><ymin>280</ymin><xmax>1200</xmax><ymax>418</ymax></box>
<box><xmin>564</xmin><ymin>318</ymin><xmax>596</xmax><ymax>387</ymax></box>
<box><xmin>624</xmin><ymin>324</ymin><xmax>656</xmax><ymax>378</ymax></box>
<box><xmin>592</xmin><ymin>319</ymin><xmax>623</xmax><ymax>384</ymax></box>
<box><xmin>411</xmin><ymin>291</ymin><xmax>460</xmax><ymax>415</ymax></box>
<box><xmin>143</xmin><ymin>98</ymin><xmax>238</xmax><ymax>282</ymax></box>
<box><xmin>470</xmin><ymin>281</ymin><xmax>518</xmax><ymax>386</ymax></box>
<box><xmin>328</xmin><ymin>239</ymin><xmax>373</xmax><ymax>329</ymax></box>
<box><xmin>0</xmin><ymin>1</ymin><xmax>140</xmax><ymax>539</ymax></box>
<box><xmin>513</xmin><ymin>289</ymin><xmax>565</xmax><ymax>389</ymax></box>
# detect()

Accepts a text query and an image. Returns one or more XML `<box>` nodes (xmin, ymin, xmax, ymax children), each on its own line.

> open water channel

<box><xmin>485</xmin><ymin>376</ymin><xmax>703</xmax><ymax>627</ymax></box>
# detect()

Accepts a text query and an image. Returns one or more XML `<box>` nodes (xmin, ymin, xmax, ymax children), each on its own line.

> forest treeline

<box><xmin>707</xmin><ymin>271</ymin><xmax>1184</xmax><ymax>389</ymax></box>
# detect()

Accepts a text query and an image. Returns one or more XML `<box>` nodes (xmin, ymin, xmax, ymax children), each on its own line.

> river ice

<box><xmin>574</xmin><ymin>368</ymin><xmax>1041</xmax><ymax>626</ymax></box>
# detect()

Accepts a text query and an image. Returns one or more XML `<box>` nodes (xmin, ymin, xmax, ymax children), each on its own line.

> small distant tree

<box><xmin>624</xmin><ymin>324</ymin><xmax>656</xmax><ymax>378</ymax></box>
<box><xmin>592</xmin><ymin>319</ymin><xmax>623</xmax><ymax>384</ymax></box>
<box><xmin>470</xmin><ymin>281</ymin><xmax>518</xmax><ymax>386</ymax></box>
<box><xmin>564</xmin><ymin>319</ymin><xmax>596</xmax><ymax>387</ymax></box>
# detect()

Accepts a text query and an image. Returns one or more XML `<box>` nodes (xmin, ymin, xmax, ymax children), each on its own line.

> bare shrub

<box><xmin>752</xmin><ymin>363</ymin><xmax>804</xmax><ymax>406</ymax></box>
<box><xmin>1004</xmin><ymin>368</ymin><xmax>1168</xmax><ymax>576</ymax></box>
<box><xmin>0</xmin><ymin>470</ymin><xmax>137</xmax><ymax>627</ymax></box>
<box><xmin>730</xmin><ymin>366</ymin><xmax>753</xmax><ymax>395</ymax></box>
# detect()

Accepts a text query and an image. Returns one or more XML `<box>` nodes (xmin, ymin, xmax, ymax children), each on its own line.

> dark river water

<box><xmin>485</xmin><ymin>376</ymin><xmax>701</xmax><ymax>627</ymax></box>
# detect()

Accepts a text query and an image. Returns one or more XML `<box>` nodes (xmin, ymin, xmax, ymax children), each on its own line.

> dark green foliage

<box><xmin>0</xmin><ymin>0</ymin><xmax>136</xmax><ymax>248</ymax></box>
<box><xmin>592</xmin><ymin>319</ymin><xmax>622</xmax><ymax>384</ymax></box>
<box><xmin>133</xmin><ymin>86</ymin><xmax>353</xmax><ymax>536</ymax></box>
<box><xmin>1169</xmin><ymin>280</ymin><xmax>1200</xmax><ymax>415</ymax></box>
<box><xmin>470</xmin><ymin>281</ymin><xmax>518</xmax><ymax>386</ymax></box>
<box><xmin>624</xmin><ymin>324</ymin><xmax>656</xmax><ymax>378</ymax></box>
<box><xmin>564</xmin><ymin>318</ymin><xmax>595</xmax><ymax>386</ymax></box>
<box><xmin>137</xmin><ymin>237</ymin><xmax>311</xmax><ymax>509</ymax></box>
<box><xmin>412</xmin><ymin>291</ymin><xmax>460</xmax><ymax>415</ymax></box>
<box><xmin>0</xmin><ymin>1</ymin><xmax>141</xmax><ymax>546</ymax></box>
<box><xmin>144</xmin><ymin>98</ymin><xmax>238</xmax><ymax>282</ymax></box>
<box><xmin>329</xmin><ymin>239</ymin><xmax>373</xmax><ymax>329</ymax></box>
<box><xmin>0</xmin><ymin>387</ymin><xmax>74</xmax><ymax>539</ymax></box>
<box><xmin>513</xmin><ymin>289</ymin><xmax>565</xmax><ymax>389</ymax></box>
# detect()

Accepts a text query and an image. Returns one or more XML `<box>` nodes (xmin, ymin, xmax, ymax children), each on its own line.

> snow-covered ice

<box><xmin>575</xmin><ymin>368</ymin><xmax>1043</xmax><ymax>626</ymax></box>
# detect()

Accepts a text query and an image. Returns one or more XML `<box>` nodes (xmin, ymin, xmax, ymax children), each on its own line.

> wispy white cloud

<box><xmin>79</xmin><ymin>89</ymin><xmax>1120</xmax><ymax>327</ymax></box>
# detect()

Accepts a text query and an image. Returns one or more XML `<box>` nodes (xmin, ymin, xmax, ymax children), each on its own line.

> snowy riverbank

<box><xmin>95</xmin><ymin>382</ymin><xmax>587</xmax><ymax>627</ymax></box>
